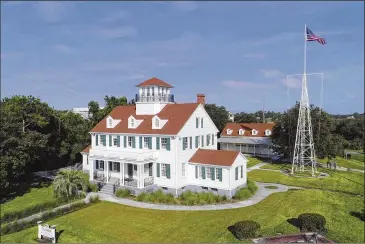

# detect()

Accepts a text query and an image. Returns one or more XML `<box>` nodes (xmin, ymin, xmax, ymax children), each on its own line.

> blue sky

<box><xmin>2</xmin><ymin>1</ymin><xmax>364</xmax><ymax>114</ymax></box>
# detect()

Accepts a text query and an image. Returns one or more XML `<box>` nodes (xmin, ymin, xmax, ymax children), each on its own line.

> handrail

<box><xmin>113</xmin><ymin>178</ymin><xmax>120</xmax><ymax>194</ymax></box>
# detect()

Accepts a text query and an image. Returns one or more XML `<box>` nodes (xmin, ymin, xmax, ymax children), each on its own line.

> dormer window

<box><xmin>227</xmin><ymin>129</ymin><xmax>232</xmax><ymax>135</ymax></box>
<box><xmin>155</xmin><ymin>118</ymin><xmax>159</xmax><ymax>128</ymax></box>
<box><xmin>265</xmin><ymin>129</ymin><xmax>271</xmax><ymax>136</ymax></box>
<box><xmin>252</xmin><ymin>129</ymin><xmax>258</xmax><ymax>136</ymax></box>
<box><xmin>239</xmin><ymin>129</ymin><xmax>244</xmax><ymax>135</ymax></box>
<box><xmin>108</xmin><ymin>118</ymin><xmax>112</xmax><ymax>127</ymax></box>
<box><xmin>130</xmin><ymin>118</ymin><xmax>135</xmax><ymax>128</ymax></box>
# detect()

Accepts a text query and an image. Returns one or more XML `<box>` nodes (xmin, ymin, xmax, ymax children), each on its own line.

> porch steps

<box><xmin>99</xmin><ymin>184</ymin><xmax>115</xmax><ymax>195</ymax></box>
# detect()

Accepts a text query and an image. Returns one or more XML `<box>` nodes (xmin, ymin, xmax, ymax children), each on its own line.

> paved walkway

<box><xmin>247</xmin><ymin>162</ymin><xmax>267</xmax><ymax>172</ymax></box>
<box><xmin>88</xmin><ymin>182</ymin><xmax>302</xmax><ymax>211</ymax></box>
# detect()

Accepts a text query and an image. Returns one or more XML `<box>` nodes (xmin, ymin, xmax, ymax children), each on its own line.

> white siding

<box><xmin>229</xmin><ymin>154</ymin><xmax>248</xmax><ymax>189</ymax></box>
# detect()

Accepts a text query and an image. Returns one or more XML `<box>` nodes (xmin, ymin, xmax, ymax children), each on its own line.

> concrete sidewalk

<box><xmin>89</xmin><ymin>182</ymin><xmax>302</xmax><ymax>211</ymax></box>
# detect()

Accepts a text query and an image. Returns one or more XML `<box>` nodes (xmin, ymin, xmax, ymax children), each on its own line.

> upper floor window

<box><xmin>155</xmin><ymin>118</ymin><xmax>159</xmax><ymax>128</ymax></box>
<box><xmin>201</xmin><ymin>118</ymin><xmax>203</xmax><ymax>128</ymax></box>
<box><xmin>239</xmin><ymin>129</ymin><xmax>244</xmax><ymax>135</ymax></box>
<box><xmin>182</xmin><ymin>163</ymin><xmax>186</xmax><ymax>177</ymax></box>
<box><xmin>130</xmin><ymin>119</ymin><xmax>135</xmax><ymax>128</ymax></box>
<box><xmin>128</xmin><ymin>136</ymin><xmax>133</xmax><ymax>147</ymax></box>
<box><xmin>161</xmin><ymin>137</ymin><xmax>168</xmax><ymax>149</ymax></box>
<box><xmin>143</xmin><ymin>137</ymin><xmax>149</xmax><ymax>148</ymax></box>
<box><xmin>108</xmin><ymin>119</ymin><xmax>112</xmax><ymax>127</ymax></box>
<box><xmin>252</xmin><ymin>129</ymin><xmax>258</xmax><ymax>136</ymax></box>
<box><xmin>113</xmin><ymin>136</ymin><xmax>118</xmax><ymax>146</ymax></box>
<box><xmin>265</xmin><ymin>130</ymin><xmax>271</xmax><ymax>136</ymax></box>
<box><xmin>227</xmin><ymin>129</ymin><xmax>232</xmax><ymax>135</ymax></box>
<box><xmin>207</xmin><ymin>134</ymin><xmax>210</xmax><ymax>146</ymax></box>
<box><xmin>183</xmin><ymin>137</ymin><xmax>188</xmax><ymax>150</ymax></box>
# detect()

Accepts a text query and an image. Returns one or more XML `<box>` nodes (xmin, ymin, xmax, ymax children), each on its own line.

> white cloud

<box><xmin>53</xmin><ymin>44</ymin><xmax>74</xmax><ymax>54</ymax></box>
<box><xmin>244</xmin><ymin>53</ymin><xmax>265</xmax><ymax>59</ymax></box>
<box><xmin>221</xmin><ymin>80</ymin><xmax>271</xmax><ymax>89</ymax></box>
<box><xmin>260</xmin><ymin>69</ymin><xmax>284</xmax><ymax>78</ymax></box>
<box><xmin>172</xmin><ymin>1</ymin><xmax>199</xmax><ymax>11</ymax></box>
<box><xmin>281</xmin><ymin>76</ymin><xmax>302</xmax><ymax>89</ymax></box>
<box><xmin>34</xmin><ymin>2</ymin><xmax>72</xmax><ymax>23</ymax></box>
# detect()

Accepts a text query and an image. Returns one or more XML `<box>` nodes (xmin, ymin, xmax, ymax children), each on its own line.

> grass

<box><xmin>316</xmin><ymin>156</ymin><xmax>364</xmax><ymax>170</ymax></box>
<box><xmin>265</xmin><ymin>186</ymin><xmax>279</xmax><ymax>189</ymax></box>
<box><xmin>247</xmin><ymin>157</ymin><xmax>262</xmax><ymax>168</ymax></box>
<box><xmin>248</xmin><ymin>169</ymin><xmax>364</xmax><ymax>196</ymax></box>
<box><xmin>1</xmin><ymin>190</ymin><xmax>363</xmax><ymax>243</ymax></box>
<box><xmin>1</xmin><ymin>185</ymin><xmax>55</xmax><ymax>218</ymax></box>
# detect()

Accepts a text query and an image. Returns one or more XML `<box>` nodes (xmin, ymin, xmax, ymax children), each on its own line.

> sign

<box><xmin>37</xmin><ymin>221</ymin><xmax>56</xmax><ymax>243</ymax></box>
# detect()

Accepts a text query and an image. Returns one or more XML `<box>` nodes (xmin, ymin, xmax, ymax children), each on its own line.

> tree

<box><xmin>271</xmin><ymin>102</ymin><xmax>335</xmax><ymax>159</ymax></box>
<box><xmin>204</xmin><ymin>104</ymin><xmax>230</xmax><ymax>132</ymax></box>
<box><xmin>234</xmin><ymin>112</ymin><xmax>259</xmax><ymax>123</ymax></box>
<box><xmin>53</xmin><ymin>169</ymin><xmax>86</xmax><ymax>199</ymax></box>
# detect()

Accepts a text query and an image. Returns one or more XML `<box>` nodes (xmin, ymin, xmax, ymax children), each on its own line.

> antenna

<box><xmin>262</xmin><ymin>95</ymin><xmax>265</xmax><ymax>123</ymax></box>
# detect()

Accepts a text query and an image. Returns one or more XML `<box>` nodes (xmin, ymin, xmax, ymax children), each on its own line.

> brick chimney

<box><xmin>197</xmin><ymin>94</ymin><xmax>206</xmax><ymax>105</ymax></box>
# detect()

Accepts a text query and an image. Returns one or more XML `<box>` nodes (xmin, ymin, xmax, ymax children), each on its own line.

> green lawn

<box><xmin>247</xmin><ymin>157</ymin><xmax>262</xmax><ymax>168</ymax></box>
<box><xmin>1</xmin><ymin>185</ymin><xmax>55</xmax><ymax>218</ymax></box>
<box><xmin>316</xmin><ymin>156</ymin><xmax>364</xmax><ymax>170</ymax></box>
<box><xmin>2</xmin><ymin>190</ymin><xmax>363</xmax><ymax>243</ymax></box>
<box><xmin>248</xmin><ymin>169</ymin><xmax>364</xmax><ymax>196</ymax></box>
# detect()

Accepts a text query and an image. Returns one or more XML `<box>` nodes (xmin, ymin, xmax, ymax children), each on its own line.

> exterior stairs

<box><xmin>99</xmin><ymin>183</ymin><xmax>114</xmax><ymax>195</ymax></box>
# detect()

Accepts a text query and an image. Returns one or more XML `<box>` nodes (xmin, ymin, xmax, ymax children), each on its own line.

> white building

<box><xmin>218</xmin><ymin>123</ymin><xmax>276</xmax><ymax>158</ymax></box>
<box><xmin>81</xmin><ymin>77</ymin><xmax>247</xmax><ymax>197</ymax></box>
<box><xmin>228</xmin><ymin>112</ymin><xmax>234</xmax><ymax>122</ymax></box>
<box><xmin>72</xmin><ymin>107</ymin><xmax>105</xmax><ymax>119</ymax></box>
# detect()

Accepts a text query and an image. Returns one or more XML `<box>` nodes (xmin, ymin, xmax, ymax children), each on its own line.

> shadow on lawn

<box><xmin>227</xmin><ymin>225</ymin><xmax>239</xmax><ymax>240</ymax></box>
<box><xmin>350</xmin><ymin>211</ymin><xmax>364</xmax><ymax>221</ymax></box>
<box><xmin>287</xmin><ymin>218</ymin><xmax>301</xmax><ymax>229</ymax></box>
<box><xmin>56</xmin><ymin>230</ymin><xmax>65</xmax><ymax>242</ymax></box>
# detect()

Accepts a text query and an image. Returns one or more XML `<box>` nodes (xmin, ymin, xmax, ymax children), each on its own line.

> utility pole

<box><xmin>262</xmin><ymin>95</ymin><xmax>265</xmax><ymax>123</ymax></box>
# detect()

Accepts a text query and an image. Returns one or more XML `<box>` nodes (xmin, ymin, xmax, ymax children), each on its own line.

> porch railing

<box><xmin>124</xmin><ymin>178</ymin><xmax>138</xmax><ymax>188</ymax></box>
<box><xmin>144</xmin><ymin>177</ymin><xmax>154</xmax><ymax>187</ymax></box>
<box><xmin>113</xmin><ymin>178</ymin><xmax>120</xmax><ymax>194</ymax></box>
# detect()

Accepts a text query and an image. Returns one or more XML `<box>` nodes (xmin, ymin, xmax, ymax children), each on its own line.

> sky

<box><xmin>1</xmin><ymin>1</ymin><xmax>364</xmax><ymax>114</ymax></box>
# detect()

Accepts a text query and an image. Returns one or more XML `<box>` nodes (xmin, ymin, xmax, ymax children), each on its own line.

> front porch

<box><xmin>90</xmin><ymin>160</ymin><xmax>155</xmax><ymax>189</ymax></box>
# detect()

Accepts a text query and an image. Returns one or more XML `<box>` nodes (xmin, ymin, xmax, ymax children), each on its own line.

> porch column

<box><xmin>121</xmin><ymin>162</ymin><xmax>125</xmax><ymax>186</ymax></box>
<box><xmin>239</xmin><ymin>144</ymin><xmax>242</xmax><ymax>153</ymax></box>
<box><xmin>119</xmin><ymin>162</ymin><xmax>122</xmax><ymax>186</ymax></box>
<box><xmin>106</xmin><ymin>161</ymin><xmax>109</xmax><ymax>183</ymax></box>
<box><xmin>90</xmin><ymin>159</ymin><xmax>94</xmax><ymax>181</ymax></box>
<box><xmin>141</xmin><ymin>164</ymin><xmax>145</xmax><ymax>188</ymax></box>
<box><xmin>254</xmin><ymin>145</ymin><xmax>256</xmax><ymax>156</ymax></box>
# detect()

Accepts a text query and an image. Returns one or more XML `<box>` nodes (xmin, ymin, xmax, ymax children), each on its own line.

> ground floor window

<box><xmin>182</xmin><ymin>163</ymin><xmax>186</xmax><ymax>177</ymax></box>
<box><xmin>206</xmin><ymin>167</ymin><xmax>211</xmax><ymax>179</ymax></box>
<box><xmin>161</xmin><ymin>163</ymin><xmax>167</xmax><ymax>177</ymax></box>
<box><xmin>96</xmin><ymin>160</ymin><xmax>104</xmax><ymax>170</ymax></box>
<box><xmin>112</xmin><ymin>162</ymin><xmax>120</xmax><ymax>172</ymax></box>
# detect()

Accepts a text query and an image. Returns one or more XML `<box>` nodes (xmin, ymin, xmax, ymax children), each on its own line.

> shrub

<box><xmin>298</xmin><ymin>213</ymin><xmax>326</xmax><ymax>232</ymax></box>
<box><xmin>88</xmin><ymin>183</ymin><xmax>99</xmax><ymax>192</ymax></box>
<box><xmin>265</xmin><ymin>185</ymin><xmax>279</xmax><ymax>189</ymax></box>
<box><xmin>115</xmin><ymin>189</ymin><xmax>131</xmax><ymax>198</ymax></box>
<box><xmin>233</xmin><ymin>220</ymin><xmax>261</xmax><ymax>240</ymax></box>
<box><xmin>136</xmin><ymin>192</ymin><xmax>147</xmax><ymax>202</ymax></box>
<box><xmin>234</xmin><ymin>180</ymin><xmax>258</xmax><ymax>200</ymax></box>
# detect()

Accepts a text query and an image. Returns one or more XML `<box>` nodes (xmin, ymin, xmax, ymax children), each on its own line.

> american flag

<box><xmin>306</xmin><ymin>27</ymin><xmax>326</xmax><ymax>45</ymax></box>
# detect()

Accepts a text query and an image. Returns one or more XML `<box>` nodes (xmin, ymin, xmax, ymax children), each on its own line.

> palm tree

<box><xmin>53</xmin><ymin>169</ymin><xmax>86</xmax><ymax>200</ymax></box>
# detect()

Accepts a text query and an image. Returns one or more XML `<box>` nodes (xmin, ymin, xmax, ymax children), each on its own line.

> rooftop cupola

<box><xmin>135</xmin><ymin>77</ymin><xmax>175</xmax><ymax>115</ymax></box>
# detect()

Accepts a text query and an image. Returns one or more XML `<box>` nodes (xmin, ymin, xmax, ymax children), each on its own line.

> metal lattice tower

<box><xmin>291</xmin><ymin>73</ymin><xmax>317</xmax><ymax>176</ymax></box>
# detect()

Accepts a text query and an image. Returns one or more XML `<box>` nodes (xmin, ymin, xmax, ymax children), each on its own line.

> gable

<box><xmin>220</xmin><ymin>123</ymin><xmax>275</xmax><ymax>137</ymax></box>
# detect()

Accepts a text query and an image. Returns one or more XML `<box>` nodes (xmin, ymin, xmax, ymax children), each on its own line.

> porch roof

<box><xmin>217</xmin><ymin>136</ymin><xmax>271</xmax><ymax>145</ymax></box>
<box><xmin>89</xmin><ymin>151</ymin><xmax>158</xmax><ymax>162</ymax></box>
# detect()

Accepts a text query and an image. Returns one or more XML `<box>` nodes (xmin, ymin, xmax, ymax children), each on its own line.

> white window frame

<box><xmin>201</xmin><ymin>135</ymin><xmax>204</xmax><ymax>147</ymax></box>
<box><xmin>130</xmin><ymin>118</ymin><xmax>135</xmax><ymax>128</ymax></box>
<box><xmin>113</xmin><ymin>162</ymin><xmax>119</xmax><ymax>172</ymax></box>
<box><xmin>183</xmin><ymin>137</ymin><xmax>188</xmax><ymax>149</ymax></box>
<box><xmin>161</xmin><ymin>163</ymin><xmax>167</xmax><ymax>177</ymax></box>
<box><xmin>252</xmin><ymin>129</ymin><xmax>258</xmax><ymax>135</ymax></box>
<box><xmin>206</xmin><ymin>167</ymin><xmax>211</xmax><ymax>179</ymax></box>
<box><xmin>155</xmin><ymin>118</ymin><xmax>159</xmax><ymax>128</ymax></box>
<box><xmin>215</xmin><ymin>169</ymin><xmax>220</xmax><ymax>181</ymax></box>
<box><xmin>108</xmin><ymin>119</ymin><xmax>112</xmax><ymax>127</ymax></box>
<box><xmin>239</xmin><ymin>129</ymin><xmax>244</xmax><ymax>135</ymax></box>
<box><xmin>143</xmin><ymin>137</ymin><xmax>149</xmax><ymax>149</ymax></box>
<box><xmin>128</xmin><ymin>136</ymin><xmax>133</xmax><ymax>148</ymax></box>
<box><xmin>265</xmin><ymin>130</ymin><xmax>271</xmax><ymax>136</ymax></box>
<box><xmin>207</xmin><ymin>134</ymin><xmax>210</xmax><ymax>146</ymax></box>
<box><xmin>161</xmin><ymin>137</ymin><xmax>167</xmax><ymax>150</ymax></box>
<box><xmin>99</xmin><ymin>135</ymin><xmax>104</xmax><ymax>146</ymax></box>
<box><xmin>113</xmin><ymin>136</ymin><xmax>118</xmax><ymax>147</ymax></box>
<box><xmin>182</xmin><ymin>163</ymin><xmax>186</xmax><ymax>177</ymax></box>
<box><xmin>227</xmin><ymin>129</ymin><xmax>232</xmax><ymax>135</ymax></box>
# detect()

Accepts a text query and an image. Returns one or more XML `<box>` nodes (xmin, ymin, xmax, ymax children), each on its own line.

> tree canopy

<box><xmin>204</xmin><ymin>104</ymin><xmax>230</xmax><ymax>133</ymax></box>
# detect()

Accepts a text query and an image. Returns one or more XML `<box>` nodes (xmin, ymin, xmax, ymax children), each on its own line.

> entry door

<box><xmin>127</xmin><ymin>164</ymin><xmax>133</xmax><ymax>178</ymax></box>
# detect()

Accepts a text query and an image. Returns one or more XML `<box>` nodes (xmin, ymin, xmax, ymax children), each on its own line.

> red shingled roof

<box><xmin>81</xmin><ymin>145</ymin><xmax>91</xmax><ymax>153</ymax></box>
<box><xmin>136</xmin><ymin>77</ymin><xmax>173</xmax><ymax>88</ymax></box>
<box><xmin>188</xmin><ymin>149</ymin><xmax>241</xmax><ymax>166</ymax></box>
<box><xmin>221</xmin><ymin>123</ymin><xmax>275</xmax><ymax>137</ymax></box>
<box><xmin>90</xmin><ymin>103</ymin><xmax>200</xmax><ymax>135</ymax></box>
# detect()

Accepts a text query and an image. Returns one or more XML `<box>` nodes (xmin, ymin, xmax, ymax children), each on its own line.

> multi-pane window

<box><xmin>182</xmin><ymin>163</ymin><xmax>186</xmax><ymax>176</ymax></box>
<box><xmin>161</xmin><ymin>138</ymin><xmax>167</xmax><ymax>149</ymax></box>
<box><xmin>206</xmin><ymin>167</ymin><xmax>211</xmax><ymax>179</ymax></box>
<box><xmin>207</xmin><ymin>134</ymin><xmax>210</xmax><ymax>146</ymax></box>
<box><xmin>112</xmin><ymin>162</ymin><xmax>120</xmax><ymax>172</ymax></box>
<box><xmin>155</xmin><ymin>119</ymin><xmax>159</xmax><ymax>128</ymax></box>
<box><xmin>143</xmin><ymin>137</ymin><xmax>149</xmax><ymax>148</ymax></box>
<box><xmin>201</xmin><ymin>135</ymin><xmax>204</xmax><ymax>147</ymax></box>
<box><xmin>128</xmin><ymin>136</ymin><xmax>133</xmax><ymax>147</ymax></box>
<box><xmin>99</xmin><ymin>136</ymin><xmax>103</xmax><ymax>145</ymax></box>
<box><xmin>161</xmin><ymin>163</ymin><xmax>167</xmax><ymax>177</ymax></box>
<box><xmin>113</xmin><ymin>136</ymin><xmax>118</xmax><ymax>146</ymax></box>
<box><xmin>108</xmin><ymin>119</ymin><xmax>112</xmax><ymax>127</ymax></box>
<box><xmin>240</xmin><ymin>165</ymin><xmax>243</xmax><ymax>178</ymax></box>
<box><xmin>130</xmin><ymin>119</ymin><xmax>135</xmax><ymax>128</ymax></box>
<box><xmin>215</xmin><ymin>169</ymin><xmax>220</xmax><ymax>180</ymax></box>
<box><xmin>183</xmin><ymin>137</ymin><xmax>188</xmax><ymax>150</ymax></box>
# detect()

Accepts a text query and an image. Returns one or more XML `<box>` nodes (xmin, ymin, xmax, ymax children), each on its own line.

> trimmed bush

<box><xmin>88</xmin><ymin>183</ymin><xmax>99</xmax><ymax>192</ymax></box>
<box><xmin>233</xmin><ymin>220</ymin><xmax>261</xmax><ymax>240</ymax></box>
<box><xmin>115</xmin><ymin>189</ymin><xmax>131</xmax><ymax>198</ymax></box>
<box><xmin>298</xmin><ymin>213</ymin><xmax>326</xmax><ymax>232</ymax></box>
<box><xmin>234</xmin><ymin>180</ymin><xmax>258</xmax><ymax>200</ymax></box>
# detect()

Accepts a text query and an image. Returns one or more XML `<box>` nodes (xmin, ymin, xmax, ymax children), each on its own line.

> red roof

<box><xmin>188</xmin><ymin>149</ymin><xmax>241</xmax><ymax>166</ymax></box>
<box><xmin>81</xmin><ymin>145</ymin><xmax>91</xmax><ymax>153</ymax></box>
<box><xmin>90</xmin><ymin>103</ymin><xmax>200</xmax><ymax>135</ymax></box>
<box><xmin>221</xmin><ymin>123</ymin><xmax>275</xmax><ymax>137</ymax></box>
<box><xmin>136</xmin><ymin>77</ymin><xmax>173</xmax><ymax>88</ymax></box>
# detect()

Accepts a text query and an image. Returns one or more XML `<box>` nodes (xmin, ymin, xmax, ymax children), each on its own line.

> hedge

<box><xmin>233</xmin><ymin>220</ymin><xmax>261</xmax><ymax>240</ymax></box>
<box><xmin>0</xmin><ymin>196</ymin><xmax>100</xmax><ymax>236</ymax></box>
<box><xmin>298</xmin><ymin>213</ymin><xmax>326</xmax><ymax>232</ymax></box>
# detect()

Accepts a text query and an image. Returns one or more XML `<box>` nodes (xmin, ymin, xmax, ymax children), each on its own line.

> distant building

<box><xmin>228</xmin><ymin>112</ymin><xmax>234</xmax><ymax>122</ymax></box>
<box><xmin>218</xmin><ymin>123</ymin><xmax>276</xmax><ymax>158</ymax></box>
<box><xmin>72</xmin><ymin>107</ymin><xmax>104</xmax><ymax>119</ymax></box>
